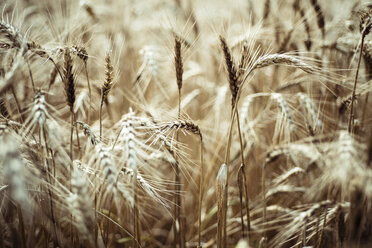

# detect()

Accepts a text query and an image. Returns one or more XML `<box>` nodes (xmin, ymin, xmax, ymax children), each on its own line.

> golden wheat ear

<box><xmin>100</xmin><ymin>51</ymin><xmax>114</xmax><ymax>140</ymax></box>
<box><xmin>219</xmin><ymin>35</ymin><xmax>238</xmax><ymax>108</ymax></box>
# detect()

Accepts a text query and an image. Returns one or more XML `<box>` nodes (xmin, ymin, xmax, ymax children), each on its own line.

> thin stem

<box><xmin>348</xmin><ymin>30</ymin><xmax>366</xmax><ymax>133</ymax></box>
<box><xmin>217</xmin><ymin>187</ymin><xmax>224</xmax><ymax>248</ymax></box>
<box><xmin>224</xmin><ymin>111</ymin><xmax>235</xmax><ymax>165</ymax></box>
<box><xmin>50</xmin><ymin>149</ymin><xmax>56</xmax><ymax>183</ymax></box>
<box><xmin>198</xmin><ymin>139</ymin><xmax>204</xmax><ymax>247</ymax></box>
<box><xmin>262</xmin><ymin>163</ymin><xmax>266</xmax><ymax>241</ymax></box>
<box><xmin>223</xmin><ymin>184</ymin><xmax>227</xmax><ymax>248</ymax></box>
<box><xmin>236</xmin><ymin>109</ymin><xmax>251</xmax><ymax>240</ymax></box>
<box><xmin>236</xmin><ymin>108</ymin><xmax>248</xmax><ymax>240</ymax></box>
<box><xmin>99</xmin><ymin>100</ymin><xmax>103</xmax><ymax>141</ymax></box>
<box><xmin>26</xmin><ymin>60</ymin><xmax>35</xmax><ymax>94</ymax></box>
<box><xmin>69</xmin><ymin>112</ymin><xmax>74</xmax><ymax>246</ymax></box>
<box><xmin>236</xmin><ymin>109</ymin><xmax>245</xmax><ymax>164</ymax></box>
<box><xmin>174</xmin><ymin>88</ymin><xmax>182</xmax><ymax>248</ymax></box>
<box><xmin>174</xmin><ymin>166</ymin><xmax>180</xmax><ymax>248</ymax></box>
<box><xmin>69</xmin><ymin>113</ymin><xmax>74</xmax><ymax>164</ymax></box>
<box><xmin>73</xmin><ymin>114</ymin><xmax>82</xmax><ymax>159</ymax></box>
<box><xmin>242</xmin><ymin>166</ymin><xmax>251</xmax><ymax>241</ymax></box>
<box><xmin>238</xmin><ymin>166</ymin><xmax>245</xmax><ymax>239</ymax></box>
<box><xmin>178</xmin><ymin>89</ymin><xmax>181</xmax><ymax>120</ymax></box>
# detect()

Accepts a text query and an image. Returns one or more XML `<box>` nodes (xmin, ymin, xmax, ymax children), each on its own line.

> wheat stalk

<box><xmin>63</xmin><ymin>48</ymin><xmax>76</xmax><ymax>161</ymax></box>
<box><xmin>173</xmin><ymin>36</ymin><xmax>185</xmax><ymax>248</ymax></box>
<box><xmin>220</xmin><ymin>34</ymin><xmax>252</xmax><ymax>245</ymax></box>
<box><xmin>216</xmin><ymin>163</ymin><xmax>227</xmax><ymax>248</ymax></box>
<box><xmin>348</xmin><ymin>12</ymin><xmax>372</xmax><ymax>133</ymax></box>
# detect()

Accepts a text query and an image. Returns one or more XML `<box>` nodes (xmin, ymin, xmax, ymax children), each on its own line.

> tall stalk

<box><xmin>174</xmin><ymin>37</ymin><xmax>184</xmax><ymax>248</ymax></box>
<box><xmin>219</xmin><ymin>35</ymin><xmax>251</xmax><ymax>244</ymax></box>
<box><xmin>198</xmin><ymin>138</ymin><xmax>204</xmax><ymax>248</ymax></box>
<box><xmin>349</xmin><ymin>19</ymin><xmax>371</xmax><ymax>132</ymax></box>
<box><xmin>63</xmin><ymin>48</ymin><xmax>76</xmax><ymax>245</ymax></box>
<box><xmin>216</xmin><ymin>164</ymin><xmax>227</xmax><ymax>248</ymax></box>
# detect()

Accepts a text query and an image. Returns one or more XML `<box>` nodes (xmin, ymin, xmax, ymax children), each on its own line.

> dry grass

<box><xmin>1</xmin><ymin>0</ymin><xmax>372</xmax><ymax>247</ymax></box>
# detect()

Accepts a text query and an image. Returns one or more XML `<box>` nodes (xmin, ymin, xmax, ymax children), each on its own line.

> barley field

<box><xmin>0</xmin><ymin>0</ymin><xmax>371</xmax><ymax>247</ymax></box>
